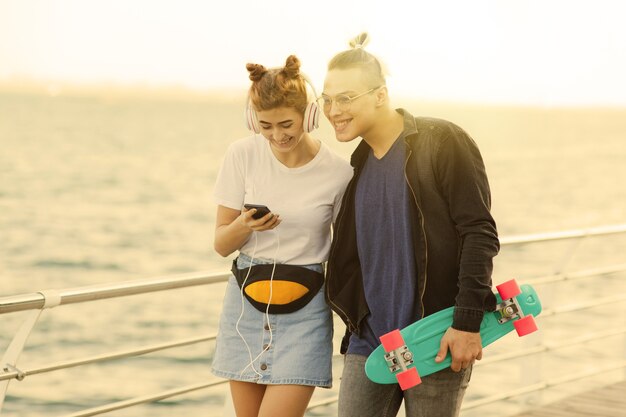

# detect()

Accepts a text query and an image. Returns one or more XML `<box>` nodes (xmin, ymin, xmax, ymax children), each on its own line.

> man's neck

<box><xmin>364</xmin><ymin>109</ymin><xmax>405</xmax><ymax>159</ymax></box>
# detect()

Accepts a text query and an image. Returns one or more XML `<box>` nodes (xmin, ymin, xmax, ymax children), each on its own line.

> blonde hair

<box><xmin>327</xmin><ymin>32</ymin><xmax>386</xmax><ymax>88</ymax></box>
<box><xmin>246</xmin><ymin>55</ymin><xmax>308</xmax><ymax>114</ymax></box>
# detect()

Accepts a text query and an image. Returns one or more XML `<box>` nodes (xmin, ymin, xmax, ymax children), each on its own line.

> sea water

<box><xmin>1</xmin><ymin>91</ymin><xmax>625</xmax><ymax>416</ymax></box>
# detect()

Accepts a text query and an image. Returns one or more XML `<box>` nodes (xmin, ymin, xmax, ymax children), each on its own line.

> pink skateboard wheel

<box><xmin>380</xmin><ymin>329</ymin><xmax>404</xmax><ymax>352</ymax></box>
<box><xmin>496</xmin><ymin>279</ymin><xmax>521</xmax><ymax>300</ymax></box>
<box><xmin>514</xmin><ymin>315</ymin><xmax>538</xmax><ymax>336</ymax></box>
<box><xmin>397</xmin><ymin>368</ymin><xmax>421</xmax><ymax>390</ymax></box>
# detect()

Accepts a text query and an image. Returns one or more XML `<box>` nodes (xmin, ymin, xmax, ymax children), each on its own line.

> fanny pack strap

<box><xmin>231</xmin><ymin>258</ymin><xmax>324</xmax><ymax>314</ymax></box>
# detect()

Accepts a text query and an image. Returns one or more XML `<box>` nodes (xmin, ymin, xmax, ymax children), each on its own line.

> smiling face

<box><xmin>255</xmin><ymin>106</ymin><xmax>306</xmax><ymax>153</ymax></box>
<box><xmin>322</xmin><ymin>67</ymin><xmax>380</xmax><ymax>142</ymax></box>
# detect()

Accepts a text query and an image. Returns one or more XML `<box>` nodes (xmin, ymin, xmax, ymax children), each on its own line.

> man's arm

<box><xmin>435</xmin><ymin>123</ymin><xmax>500</xmax><ymax>331</ymax></box>
<box><xmin>433</xmin><ymin>122</ymin><xmax>500</xmax><ymax>370</ymax></box>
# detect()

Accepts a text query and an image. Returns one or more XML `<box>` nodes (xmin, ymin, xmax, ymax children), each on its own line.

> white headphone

<box><xmin>244</xmin><ymin>74</ymin><xmax>320</xmax><ymax>134</ymax></box>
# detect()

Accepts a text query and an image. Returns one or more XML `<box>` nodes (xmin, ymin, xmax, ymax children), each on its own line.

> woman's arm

<box><xmin>213</xmin><ymin>205</ymin><xmax>281</xmax><ymax>257</ymax></box>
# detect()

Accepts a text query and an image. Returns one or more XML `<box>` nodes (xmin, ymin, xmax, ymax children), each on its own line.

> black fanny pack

<box><xmin>231</xmin><ymin>258</ymin><xmax>324</xmax><ymax>314</ymax></box>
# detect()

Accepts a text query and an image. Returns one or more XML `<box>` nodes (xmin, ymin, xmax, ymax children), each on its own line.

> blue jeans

<box><xmin>338</xmin><ymin>354</ymin><xmax>471</xmax><ymax>417</ymax></box>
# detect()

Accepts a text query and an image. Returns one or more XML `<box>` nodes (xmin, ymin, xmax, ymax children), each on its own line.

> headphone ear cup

<box><xmin>302</xmin><ymin>101</ymin><xmax>319</xmax><ymax>133</ymax></box>
<box><xmin>244</xmin><ymin>102</ymin><xmax>261</xmax><ymax>134</ymax></box>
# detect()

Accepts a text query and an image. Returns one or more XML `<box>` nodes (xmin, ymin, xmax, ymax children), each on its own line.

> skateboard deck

<box><xmin>365</xmin><ymin>279</ymin><xmax>542</xmax><ymax>390</ymax></box>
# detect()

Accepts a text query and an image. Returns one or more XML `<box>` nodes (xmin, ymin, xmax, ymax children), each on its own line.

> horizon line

<box><xmin>1</xmin><ymin>78</ymin><xmax>625</xmax><ymax>111</ymax></box>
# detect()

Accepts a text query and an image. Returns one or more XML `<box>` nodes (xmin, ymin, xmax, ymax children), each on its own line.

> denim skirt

<box><xmin>211</xmin><ymin>253</ymin><xmax>333</xmax><ymax>388</ymax></box>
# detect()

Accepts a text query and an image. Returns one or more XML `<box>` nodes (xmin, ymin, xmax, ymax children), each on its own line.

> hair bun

<box><xmin>246</xmin><ymin>63</ymin><xmax>267</xmax><ymax>82</ymax></box>
<box><xmin>349</xmin><ymin>32</ymin><xmax>370</xmax><ymax>49</ymax></box>
<box><xmin>282</xmin><ymin>55</ymin><xmax>301</xmax><ymax>79</ymax></box>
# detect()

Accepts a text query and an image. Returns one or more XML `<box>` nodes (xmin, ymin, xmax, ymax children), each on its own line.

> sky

<box><xmin>1</xmin><ymin>0</ymin><xmax>625</xmax><ymax>106</ymax></box>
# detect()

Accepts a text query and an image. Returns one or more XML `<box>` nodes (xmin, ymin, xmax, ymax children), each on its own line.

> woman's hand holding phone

<box><xmin>241</xmin><ymin>204</ymin><xmax>281</xmax><ymax>231</ymax></box>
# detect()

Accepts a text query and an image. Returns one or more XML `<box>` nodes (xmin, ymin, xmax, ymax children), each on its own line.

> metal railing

<box><xmin>498</xmin><ymin>223</ymin><xmax>626</xmax><ymax>245</ymax></box>
<box><xmin>0</xmin><ymin>270</ymin><xmax>230</xmax><ymax>315</ymax></box>
<box><xmin>1</xmin><ymin>223</ymin><xmax>625</xmax><ymax>416</ymax></box>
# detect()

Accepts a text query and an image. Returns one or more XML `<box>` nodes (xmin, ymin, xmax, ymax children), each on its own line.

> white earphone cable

<box><xmin>235</xmin><ymin>233</ymin><xmax>261</xmax><ymax>377</ymax></box>
<box><xmin>236</xmin><ymin>228</ymin><xmax>280</xmax><ymax>377</ymax></box>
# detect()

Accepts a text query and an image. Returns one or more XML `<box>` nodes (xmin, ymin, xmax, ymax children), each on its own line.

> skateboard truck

<box><xmin>380</xmin><ymin>330</ymin><xmax>422</xmax><ymax>390</ymax></box>
<box><xmin>495</xmin><ymin>297</ymin><xmax>523</xmax><ymax>324</ymax></box>
<box><xmin>495</xmin><ymin>279</ymin><xmax>539</xmax><ymax>336</ymax></box>
<box><xmin>384</xmin><ymin>344</ymin><xmax>414</xmax><ymax>372</ymax></box>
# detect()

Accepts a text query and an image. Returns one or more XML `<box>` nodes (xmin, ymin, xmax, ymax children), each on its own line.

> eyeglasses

<box><xmin>317</xmin><ymin>86</ymin><xmax>381</xmax><ymax>112</ymax></box>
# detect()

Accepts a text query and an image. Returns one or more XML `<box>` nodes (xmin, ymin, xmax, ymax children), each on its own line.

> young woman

<box><xmin>211</xmin><ymin>55</ymin><xmax>352</xmax><ymax>417</ymax></box>
<box><xmin>322</xmin><ymin>33</ymin><xmax>499</xmax><ymax>417</ymax></box>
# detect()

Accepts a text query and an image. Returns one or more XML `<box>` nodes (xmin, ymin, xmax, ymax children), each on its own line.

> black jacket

<box><xmin>325</xmin><ymin>109</ymin><xmax>499</xmax><ymax>351</ymax></box>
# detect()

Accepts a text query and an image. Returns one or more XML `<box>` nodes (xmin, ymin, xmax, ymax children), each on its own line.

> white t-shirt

<box><xmin>214</xmin><ymin>135</ymin><xmax>353</xmax><ymax>265</ymax></box>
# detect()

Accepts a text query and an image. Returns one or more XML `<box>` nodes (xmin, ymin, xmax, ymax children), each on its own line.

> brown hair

<box><xmin>246</xmin><ymin>55</ymin><xmax>308</xmax><ymax>114</ymax></box>
<box><xmin>327</xmin><ymin>32</ymin><xmax>386</xmax><ymax>88</ymax></box>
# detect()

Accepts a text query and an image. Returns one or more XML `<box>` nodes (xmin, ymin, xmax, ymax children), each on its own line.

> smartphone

<box><xmin>243</xmin><ymin>204</ymin><xmax>272</xmax><ymax>220</ymax></box>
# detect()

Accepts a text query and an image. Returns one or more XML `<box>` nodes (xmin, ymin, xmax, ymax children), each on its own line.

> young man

<box><xmin>322</xmin><ymin>33</ymin><xmax>500</xmax><ymax>417</ymax></box>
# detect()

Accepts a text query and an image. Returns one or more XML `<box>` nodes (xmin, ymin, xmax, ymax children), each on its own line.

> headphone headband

<box><xmin>300</xmin><ymin>73</ymin><xmax>319</xmax><ymax>101</ymax></box>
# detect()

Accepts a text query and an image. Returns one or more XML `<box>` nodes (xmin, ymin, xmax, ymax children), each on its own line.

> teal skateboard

<box><xmin>365</xmin><ymin>279</ymin><xmax>542</xmax><ymax>390</ymax></box>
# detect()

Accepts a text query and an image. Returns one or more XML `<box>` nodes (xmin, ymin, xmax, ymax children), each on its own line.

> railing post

<box><xmin>1</xmin><ymin>309</ymin><xmax>42</xmax><ymax>412</ymax></box>
<box><xmin>0</xmin><ymin>290</ymin><xmax>62</xmax><ymax>413</ymax></box>
<box><xmin>623</xmin><ymin>330</ymin><xmax>626</xmax><ymax>381</ymax></box>
<box><xmin>519</xmin><ymin>326</ymin><xmax>543</xmax><ymax>408</ymax></box>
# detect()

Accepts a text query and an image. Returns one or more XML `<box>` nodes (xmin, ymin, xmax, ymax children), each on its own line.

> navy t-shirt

<box><xmin>348</xmin><ymin>136</ymin><xmax>420</xmax><ymax>356</ymax></box>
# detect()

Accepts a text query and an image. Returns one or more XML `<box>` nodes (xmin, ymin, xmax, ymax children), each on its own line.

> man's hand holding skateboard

<box><xmin>435</xmin><ymin>328</ymin><xmax>483</xmax><ymax>372</ymax></box>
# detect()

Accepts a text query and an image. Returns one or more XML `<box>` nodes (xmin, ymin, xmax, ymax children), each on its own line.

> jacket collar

<box><xmin>349</xmin><ymin>108</ymin><xmax>419</xmax><ymax>168</ymax></box>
